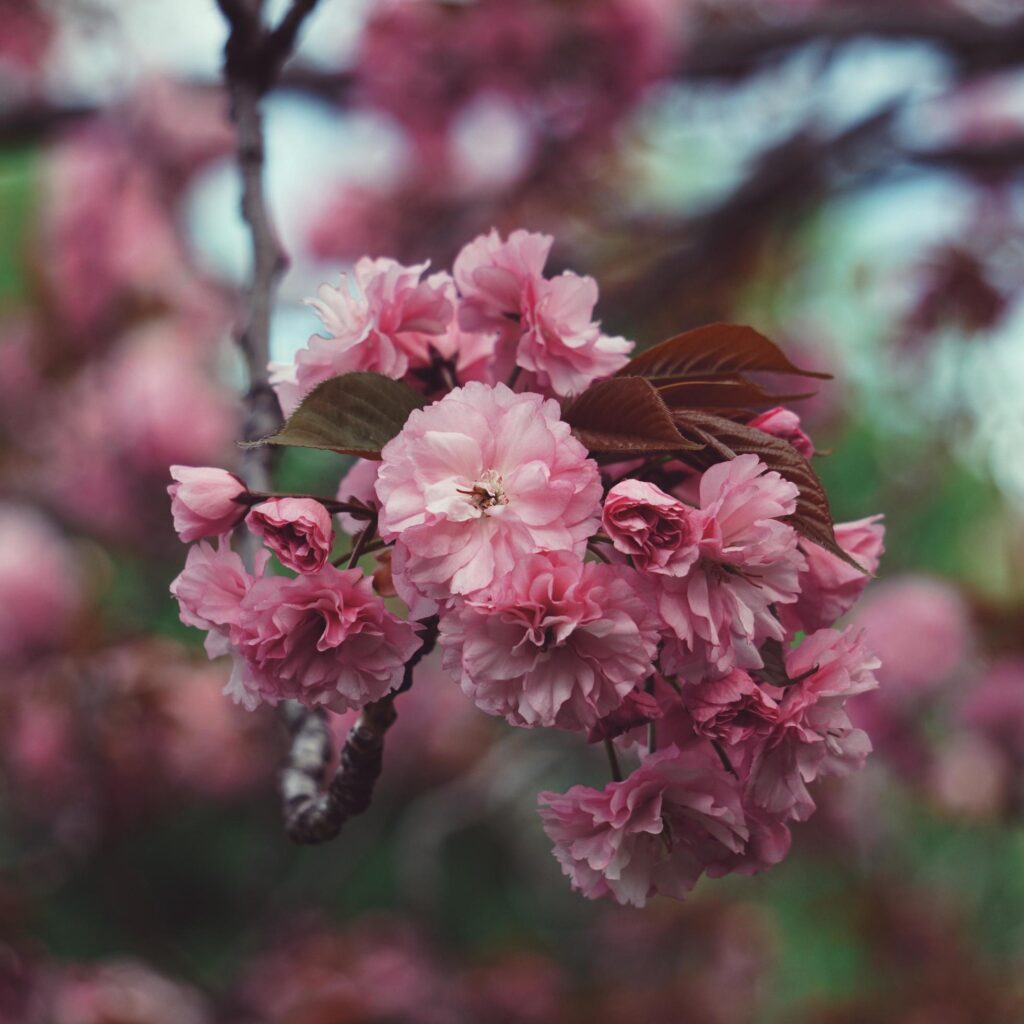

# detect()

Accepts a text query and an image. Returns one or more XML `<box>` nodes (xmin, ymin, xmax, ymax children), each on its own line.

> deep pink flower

<box><xmin>778</xmin><ymin>515</ymin><xmax>885</xmax><ymax>634</ymax></box>
<box><xmin>656</xmin><ymin>454</ymin><xmax>805</xmax><ymax>679</ymax></box>
<box><xmin>679</xmin><ymin>669</ymin><xmax>780</xmax><ymax>746</ymax></box>
<box><xmin>169</xmin><ymin>537</ymin><xmax>265</xmax><ymax>658</ymax></box>
<box><xmin>747</xmin><ymin>406</ymin><xmax>814</xmax><ymax>459</ymax></box>
<box><xmin>273</xmin><ymin>258</ymin><xmax>454</xmax><ymax>414</ymax></box>
<box><xmin>247</xmin><ymin>497</ymin><xmax>334</xmax><ymax>574</ymax></box>
<box><xmin>601</xmin><ymin>478</ymin><xmax>702</xmax><ymax>576</ymax></box>
<box><xmin>439</xmin><ymin>551</ymin><xmax>659</xmax><ymax>730</ymax></box>
<box><xmin>375</xmin><ymin>382</ymin><xmax>602</xmax><ymax>598</ymax></box>
<box><xmin>225</xmin><ymin>566</ymin><xmax>421</xmax><ymax>712</ymax></box>
<box><xmin>587</xmin><ymin>687</ymin><xmax>663</xmax><ymax>743</ymax></box>
<box><xmin>538</xmin><ymin>745</ymin><xmax>748</xmax><ymax>906</ymax></box>
<box><xmin>748</xmin><ymin>627</ymin><xmax>879</xmax><ymax>821</ymax></box>
<box><xmin>168</xmin><ymin>465</ymin><xmax>248</xmax><ymax>542</ymax></box>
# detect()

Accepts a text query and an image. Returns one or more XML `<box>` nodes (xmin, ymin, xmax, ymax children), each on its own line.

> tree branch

<box><xmin>280</xmin><ymin>617</ymin><xmax>440</xmax><ymax>844</ymax></box>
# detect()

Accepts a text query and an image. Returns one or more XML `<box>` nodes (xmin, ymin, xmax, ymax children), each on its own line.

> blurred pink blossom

<box><xmin>0</xmin><ymin>505</ymin><xmax>81</xmax><ymax>664</ymax></box>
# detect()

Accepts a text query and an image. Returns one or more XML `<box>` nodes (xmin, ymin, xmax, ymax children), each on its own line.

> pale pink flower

<box><xmin>656</xmin><ymin>454</ymin><xmax>805</xmax><ymax>679</ymax></box>
<box><xmin>517</xmin><ymin>271</ymin><xmax>632</xmax><ymax>395</ymax></box>
<box><xmin>0</xmin><ymin>505</ymin><xmax>81</xmax><ymax>663</ymax></box>
<box><xmin>538</xmin><ymin>745</ymin><xmax>748</xmax><ymax>907</ymax></box>
<box><xmin>375</xmin><ymin>382</ymin><xmax>602</xmax><ymax>598</ymax></box>
<box><xmin>748</xmin><ymin>627</ymin><xmax>879</xmax><ymax>821</ymax></box>
<box><xmin>679</xmin><ymin>669</ymin><xmax>780</xmax><ymax>747</ymax></box>
<box><xmin>169</xmin><ymin>537</ymin><xmax>265</xmax><ymax>658</ymax></box>
<box><xmin>747</xmin><ymin>406</ymin><xmax>814</xmax><ymax>459</ymax></box>
<box><xmin>247</xmin><ymin>497</ymin><xmax>334</xmax><ymax>574</ymax></box>
<box><xmin>453</xmin><ymin>229</ymin><xmax>630</xmax><ymax>395</ymax></box>
<box><xmin>439</xmin><ymin>551</ymin><xmax>659</xmax><ymax>730</ymax></box>
<box><xmin>275</xmin><ymin>258</ymin><xmax>454</xmax><ymax>414</ymax></box>
<box><xmin>453</xmin><ymin>227</ymin><xmax>553</xmax><ymax>332</ymax></box>
<box><xmin>601</xmin><ymin>478</ymin><xmax>702</xmax><ymax>576</ymax></box>
<box><xmin>168</xmin><ymin>465</ymin><xmax>247</xmax><ymax>542</ymax></box>
<box><xmin>225</xmin><ymin>566</ymin><xmax>421</xmax><ymax>712</ymax></box>
<box><xmin>705</xmin><ymin>806</ymin><xmax>792</xmax><ymax>878</ymax></box>
<box><xmin>778</xmin><ymin>515</ymin><xmax>885</xmax><ymax>634</ymax></box>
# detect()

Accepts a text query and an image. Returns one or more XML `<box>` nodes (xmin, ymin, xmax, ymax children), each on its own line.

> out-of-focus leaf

<box><xmin>245</xmin><ymin>373</ymin><xmax>426</xmax><ymax>459</ymax></box>
<box><xmin>673</xmin><ymin>409</ymin><xmax>864</xmax><ymax>572</ymax></box>
<box><xmin>563</xmin><ymin>377</ymin><xmax>700</xmax><ymax>455</ymax></box>
<box><xmin>619</xmin><ymin>323</ymin><xmax>831</xmax><ymax>383</ymax></box>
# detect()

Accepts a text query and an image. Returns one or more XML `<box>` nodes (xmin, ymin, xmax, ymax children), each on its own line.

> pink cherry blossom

<box><xmin>453</xmin><ymin>229</ymin><xmax>631</xmax><ymax>396</ymax></box>
<box><xmin>679</xmin><ymin>669</ymin><xmax>780</xmax><ymax>747</ymax></box>
<box><xmin>224</xmin><ymin>566</ymin><xmax>421</xmax><ymax>712</ymax></box>
<box><xmin>247</xmin><ymin>497</ymin><xmax>334</xmax><ymax>574</ymax></box>
<box><xmin>375</xmin><ymin>381</ymin><xmax>602</xmax><ymax>598</ymax></box>
<box><xmin>601</xmin><ymin>478</ymin><xmax>702</xmax><ymax>576</ymax></box>
<box><xmin>516</xmin><ymin>272</ymin><xmax>633</xmax><ymax>396</ymax></box>
<box><xmin>169</xmin><ymin>537</ymin><xmax>265</xmax><ymax>658</ymax></box>
<box><xmin>656</xmin><ymin>454</ymin><xmax>805</xmax><ymax>679</ymax></box>
<box><xmin>748</xmin><ymin>627</ymin><xmax>879</xmax><ymax>821</ymax></box>
<box><xmin>778</xmin><ymin>515</ymin><xmax>885</xmax><ymax>635</ymax></box>
<box><xmin>439</xmin><ymin>551</ymin><xmax>659</xmax><ymax>730</ymax></box>
<box><xmin>453</xmin><ymin>227</ymin><xmax>553</xmax><ymax>332</ymax></box>
<box><xmin>538</xmin><ymin>745</ymin><xmax>748</xmax><ymax>906</ymax></box>
<box><xmin>747</xmin><ymin>406</ymin><xmax>814</xmax><ymax>459</ymax></box>
<box><xmin>168</xmin><ymin>465</ymin><xmax>248</xmax><ymax>543</ymax></box>
<box><xmin>273</xmin><ymin>258</ymin><xmax>454</xmax><ymax>415</ymax></box>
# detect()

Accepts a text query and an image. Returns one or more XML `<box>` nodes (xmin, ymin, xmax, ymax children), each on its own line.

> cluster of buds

<box><xmin>170</xmin><ymin>229</ymin><xmax>884</xmax><ymax>906</ymax></box>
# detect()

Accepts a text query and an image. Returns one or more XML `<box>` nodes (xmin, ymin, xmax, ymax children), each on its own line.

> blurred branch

<box><xmin>215</xmin><ymin>0</ymin><xmax>321</xmax><ymax>486</ymax></box>
<box><xmin>280</xmin><ymin>618</ymin><xmax>440</xmax><ymax>844</ymax></box>
<box><xmin>684</xmin><ymin>10</ymin><xmax>1024</xmax><ymax>79</ymax></box>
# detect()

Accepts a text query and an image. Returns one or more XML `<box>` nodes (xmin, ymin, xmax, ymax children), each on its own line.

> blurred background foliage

<box><xmin>2</xmin><ymin>1</ymin><xmax>1024</xmax><ymax>1021</ymax></box>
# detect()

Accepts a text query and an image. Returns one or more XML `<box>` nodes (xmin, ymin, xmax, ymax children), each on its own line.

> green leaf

<box><xmin>618</xmin><ymin>323</ymin><xmax>831</xmax><ymax>383</ymax></box>
<box><xmin>562</xmin><ymin>377</ymin><xmax>701</xmax><ymax>455</ymax></box>
<box><xmin>244</xmin><ymin>373</ymin><xmax>426</xmax><ymax>459</ymax></box>
<box><xmin>672</xmin><ymin>409</ymin><xmax>865</xmax><ymax>572</ymax></box>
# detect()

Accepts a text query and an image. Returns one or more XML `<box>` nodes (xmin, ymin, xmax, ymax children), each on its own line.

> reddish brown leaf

<box><xmin>672</xmin><ymin>409</ymin><xmax>865</xmax><ymax>573</ymax></box>
<box><xmin>656</xmin><ymin>376</ymin><xmax>813</xmax><ymax>411</ymax></box>
<box><xmin>562</xmin><ymin>377</ymin><xmax>701</xmax><ymax>455</ymax></box>
<box><xmin>619</xmin><ymin>323</ymin><xmax>831</xmax><ymax>383</ymax></box>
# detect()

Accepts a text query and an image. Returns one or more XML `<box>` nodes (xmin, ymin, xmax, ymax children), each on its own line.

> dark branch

<box><xmin>281</xmin><ymin>617</ymin><xmax>441</xmax><ymax>844</ymax></box>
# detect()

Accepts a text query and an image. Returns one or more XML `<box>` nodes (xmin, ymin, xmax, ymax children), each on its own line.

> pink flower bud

<box><xmin>247</xmin><ymin>497</ymin><xmax>334</xmax><ymax>574</ymax></box>
<box><xmin>167</xmin><ymin>465</ymin><xmax>247</xmax><ymax>542</ymax></box>
<box><xmin>601</xmin><ymin>479</ymin><xmax>702</xmax><ymax>577</ymax></box>
<box><xmin>747</xmin><ymin>406</ymin><xmax>814</xmax><ymax>460</ymax></box>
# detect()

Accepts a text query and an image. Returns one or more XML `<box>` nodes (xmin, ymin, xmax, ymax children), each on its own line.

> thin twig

<box><xmin>604</xmin><ymin>738</ymin><xmax>624</xmax><ymax>783</ymax></box>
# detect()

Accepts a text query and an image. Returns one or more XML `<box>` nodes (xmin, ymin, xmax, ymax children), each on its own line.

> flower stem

<box><xmin>604</xmin><ymin>739</ymin><xmax>624</xmax><ymax>782</ymax></box>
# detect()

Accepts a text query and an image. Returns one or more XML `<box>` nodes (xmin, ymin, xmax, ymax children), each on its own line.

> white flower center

<box><xmin>459</xmin><ymin>468</ymin><xmax>508</xmax><ymax>512</ymax></box>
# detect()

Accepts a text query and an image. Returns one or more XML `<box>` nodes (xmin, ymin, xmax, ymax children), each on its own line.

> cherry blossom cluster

<box><xmin>170</xmin><ymin>228</ymin><xmax>884</xmax><ymax>906</ymax></box>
